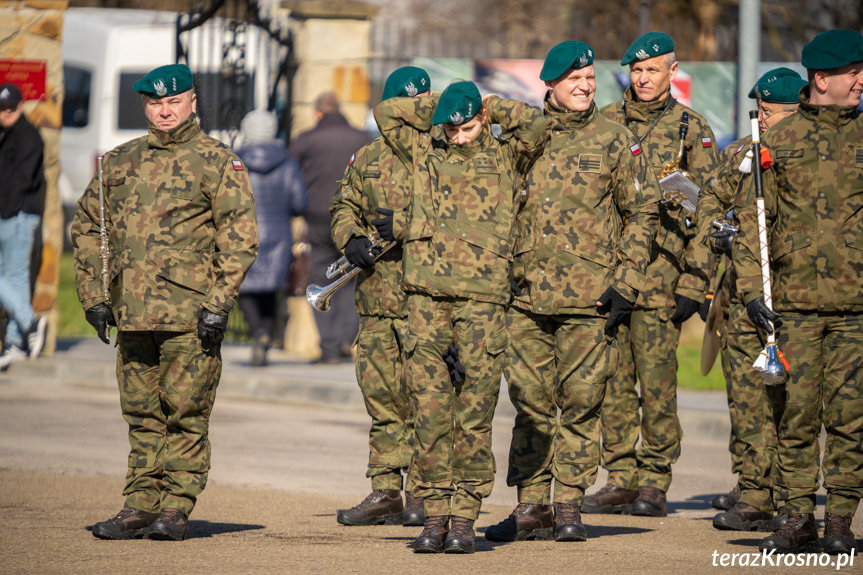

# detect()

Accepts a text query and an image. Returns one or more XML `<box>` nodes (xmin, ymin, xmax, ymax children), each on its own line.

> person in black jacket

<box><xmin>288</xmin><ymin>92</ymin><xmax>370</xmax><ymax>364</ymax></box>
<box><xmin>0</xmin><ymin>83</ymin><xmax>47</xmax><ymax>368</ymax></box>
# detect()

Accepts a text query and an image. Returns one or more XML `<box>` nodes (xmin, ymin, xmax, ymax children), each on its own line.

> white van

<box><xmin>60</xmin><ymin>7</ymin><xmax>272</xmax><ymax>238</ymax></box>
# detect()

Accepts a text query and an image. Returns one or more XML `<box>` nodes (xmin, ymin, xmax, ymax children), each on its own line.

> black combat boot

<box><xmin>553</xmin><ymin>503</ymin><xmax>587</xmax><ymax>542</ymax></box>
<box><xmin>713</xmin><ymin>503</ymin><xmax>774</xmax><ymax>531</ymax></box>
<box><xmin>146</xmin><ymin>508</ymin><xmax>188</xmax><ymax>541</ymax></box>
<box><xmin>823</xmin><ymin>512</ymin><xmax>858</xmax><ymax>556</ymax></box>
<box><xmin>711</xmin><ymin>484</ymin><xmax>741</xmax><ymax>511</ymax></box>
<box><xmin>92</xmin><ymin>506</ymin><xmax>159</xmax><ymax>540</ymax></box>
<box><xmin>484</xmin><ymin>503</ymin><xmax>553</xmax><ymax>542</ymax></box>
<box><xmin>402</xmin><ymin>492</ymin><xmax>425</xmax><ymax>526</ymax></box>
<box><xmin>443</xmin><ymin>516</ymin><xmax>476</xmax><ymax>554</ymax></box>
<box><xmin>413</xmin><ymin>515</ymin><xmax>449</xmax><ymax>553</ymax></box>
<box><xmin>631</xmin><ymin>486</ymin><xmax>667</xmax><ymax>517</ymax></box>
<box><xmin>337</xmin><ymin>489</ymin><xmax>404</xmax><ymax>526</ymax></box>
<box><xmin>582</xmin><ymin>484</ymin><xmax>638</xmax><ymax>514</ymax></box>
<box><xmin>758</xmin><ymin>512</ymin><xmax>820</xmax><ymax>553</ymax></box>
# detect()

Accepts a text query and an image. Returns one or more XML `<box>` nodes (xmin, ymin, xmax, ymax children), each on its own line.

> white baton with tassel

<box><xmin>747</xmin><ymin>110</ymin><xmax>788</xmax><ymax>385</ymax></box>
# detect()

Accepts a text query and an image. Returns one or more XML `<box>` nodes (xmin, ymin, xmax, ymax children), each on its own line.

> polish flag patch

<box><xmin>701</xmin><ymin>137</ymin><xmax>713</xmax><ymax>148</ymax></box>
<box><xmin>630</xmin><ymin>143</ymin><xmax>642</xmax><ymax>156</ymax></box>
<box><xmin>232</xmin><ymin>160</ymin><xmax>244</xmax><ymax>171</ymax></box>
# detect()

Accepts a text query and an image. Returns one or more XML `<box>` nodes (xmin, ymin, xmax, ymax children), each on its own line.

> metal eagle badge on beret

<box><xmin>133</xmin><ymin>64</ymin><xmax>194</xmax><ymax>98</ymax></box>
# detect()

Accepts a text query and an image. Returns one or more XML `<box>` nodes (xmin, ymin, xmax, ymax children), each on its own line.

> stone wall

<box><xmin>283</xmin><ymin>0</ymin><xmax>377</xmax><ymax>136</ymax></box>
<box><xmin>0</xmin><ymin>0</ymin><xmax>67</xmax><ymax>354</ymax></box>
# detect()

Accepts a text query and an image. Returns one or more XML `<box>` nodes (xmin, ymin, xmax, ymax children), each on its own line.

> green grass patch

<box><xmin>57</xmin><ymin>252</ymin><xmax>92</xmax><ymax>336</ymax></box>
<box><xmin>677</xmin><ymin>340</ymin><xmax>725</xmax><ymax>391</ymax></box>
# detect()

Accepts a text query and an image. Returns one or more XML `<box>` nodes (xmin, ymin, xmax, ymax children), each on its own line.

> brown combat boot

<box><xmin>711</xmin><ymin>484</ymin><xmax>741</xmax><ymax>511</ymax></box>
<box><xmin>713</xmin><ymin>503</ymin><xmax>774</xmax><ymax>532</ymax></box>
<box><xmin>337</xmin><ymin>489</ymin><xmax>403</xmax><ymax>526</ymax></box>
<box><xmin>92</xmin><ymin>506</ymin><xmax>159</xmax><ymax>540</ymax></box>
<box><xmin>484</xmin><ymin>503</ymin><xmax>554</xmax><ymax>542</ymax></box>
<box><xmin>823</xmin><ymin>512</ymin><xmax>858</xmax><ymax>556</ymax></box>
<box><xmin>582</xmin><ymin>484</ymin><xmax>639</xmax><ymax>515</ymax></box>
<box><xmin>146</xmin><ymin>508</ymin><xmax>188</xmax><ymax>541</ymax></box>
<box><xmin>402</xmin><ymin>492</ymin><xmax>425</xmax><ymax>527</ymax></box>
<box><xmin>444</xmin><ymin>516</ymin><xmax>476</xmax><ymax>554</ymax></box>
<box><xmin>553</xmin><ymin>503</ymin><xmax>587</xmax><ymax>542</ymax></box>
<box><xmin>758</xmin><ymin>512</ymin><xmax>820</xmax><ymax>553</ymax></box>
<box><xmin>413</xmin><ymin>515</ymin><xmax>449</xmax><ymax>553</ymax></box>
<box><xmin>631</xmin><ymin>486</ymin><xmax>668</xmax><ymax>517</ymax></box>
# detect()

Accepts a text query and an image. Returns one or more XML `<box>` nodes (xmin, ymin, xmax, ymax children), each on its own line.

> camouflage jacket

<box><xmin>511</xmin><ymin>98</ymin><xmax>661</xmax><ymax>315</ymax></box>
<box><xmin>601</xmin><ymin>88</ymin><xmax>719</xmax><ymax>308</ymax></box>
<box><xmin>71</xmin><ymin>114</ymin><xmax>259</xmax><ymax>332</ymax></box>
<box><xmin>733</xmin><ymin>91</ymin><xmax>863</xmax><ymax>312</ymax></box>
<box><xmin>329</xmin><ymin>136</ymin><xmax>411</xmax><ymax>318</ymax></box>
<box><xmin>401</xmin><ymin>97</ymin><xmax>552</xmax><ymax>305</ymax></box>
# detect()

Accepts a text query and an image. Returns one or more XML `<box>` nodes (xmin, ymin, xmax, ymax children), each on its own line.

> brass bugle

<box><xmin>307</xmin><ymin>231</ymin><xmax>395</xmax><ymax>312</ymax></box>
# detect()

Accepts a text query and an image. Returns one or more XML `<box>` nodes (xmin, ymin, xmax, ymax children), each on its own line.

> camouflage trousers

<box><xmin>405</xmin><ymin>294</ymin><xmax>507</xmax><ymax>521</ymax></box>
<box><xmin>504</xmin><ymin>308</ymin><xmax>617</xmax><ymax>507</ymax></box>
<box><xmin>720</xmin><ymin>301</ymin><xmax>783</xmax><ymax>512</ymax></box>
<box><xmin>116</xmin><ymin>331</ymin><xmax>221</xmax><ymax>518</ymax></box>
<box><xmin>600</xmin><ymin>307</ymin><xmax>681</xmax><ymax>492</ymax></box>
<box><xmin>356</xmin><ymin>314</ymin><xmax>413</xmax><ymax>491</ymax></box>
<box><xmin>773</xmin><ymin>312</ymin><xmax>863</xmax><ymax>517</ymax></box>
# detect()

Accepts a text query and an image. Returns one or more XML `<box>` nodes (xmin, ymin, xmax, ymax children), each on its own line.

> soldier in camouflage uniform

<box><xmin>733</xmin><ymin>30</ymin><xmax>863</xmax><ymax>555</ymax></box>
<box><xmin>379</xmin><ymin>80</ymin><xmax>551</xmax><ymax>554</ymax></box>
<box><xmin>329</xmin><ymin>67</ymin><xmax>432</xmax><ymax>528</ymax></box>
<box><xmin>696</xmin><ymin>69</ymin><xmax>806</xmax><ymax>533</ymax></box>
<box><xmin>71</xmin><ymin>64</ymin><xmax>258</xmax><ymax>541</ymax></box>
<box><xmin>584</xmin><ymin>32</ymin><xmax>719</xmax><ymax>517</ymax></box>
<box><xmin>485</xmin><ymin>41</ymin><xmax>661</xmax><ymax>544</ymax></box>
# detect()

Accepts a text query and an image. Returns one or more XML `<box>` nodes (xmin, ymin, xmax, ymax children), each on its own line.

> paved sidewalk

<box><xmin>5</xmin><ymin>335</ymin><xmax>733</xmax><ymax>441</ymax></box>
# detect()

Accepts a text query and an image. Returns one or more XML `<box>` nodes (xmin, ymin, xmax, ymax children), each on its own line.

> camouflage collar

<box><xmin>622</xmin><ymin>86</ymin><xmax>674</xmax><ymax>123</ymax></box>
<box><xmin>543</xmin><ymin>96</ymin><xmax>596</xmax><ymax>130</ymax></box>
<box><xmin>147</xmin><ymin>114</ymin><xmax>201</xmax><ymax>149</ymax></box>
<box><xmin>798</xmin><ymin>90</ymin><xmax>860</xmax><ymax>127</ymax></box>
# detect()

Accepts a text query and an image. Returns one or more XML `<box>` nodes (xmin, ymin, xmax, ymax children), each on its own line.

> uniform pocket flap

<box><xmin>484</xmin><ymin>324</ymin><xmax>509</xmax><ymax>356</ymax></box>
<box><xmin>772</xmin><ymin>230</ymin><xmax>812</xmax><ymax>258</ymax></box>
<box><xmin>560</xmin><ymin>235</ymin><xmax>615</xmax><ymax>269</ymax></box>
<box><xmin>456</xmin><ymin>221</ymin><xmax>511</xmax><ymax>258</ymax></box>
<box><xmin>152</xmin><ymin>249</ymin><xmax>212</xmax><ymax>294</ymax></box>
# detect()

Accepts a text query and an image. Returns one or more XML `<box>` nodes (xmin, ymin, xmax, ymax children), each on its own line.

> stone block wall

<box><xmin>0</xmin><ymin>0</ymin><xmax>67</xmax><ymax>354</ymax></box>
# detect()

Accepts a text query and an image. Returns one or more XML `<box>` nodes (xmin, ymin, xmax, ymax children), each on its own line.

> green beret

<box><xmin>748</xmin><ymin>67</ymin><xmax>807</xmax><ymax>103</ymax></box>
<box><xmin>801</xmin><ymin>29</ymin><xmax>863</xmax><ymax>70</ymax></box>
<box><xmin>381</xmin><ymin>66</ymin><xmax>430</xmax><ymax>101</ymax></box>
<box><xmin>431</xmin><ymin>81</ymin><xmax>481</xmax><ymax>125</ymax></box>
<box><xmin>620</xmin><ymin>32</ymin><xmax>675</xmax><ymax>66</ymax></box>
<box><xmin>133</xmin><ymin>64</ymin><xmax>194</xmax><ymax>97</ymax></box>
<box><xmin>539</xmin><ymin>41</ymin><xmax>595</xmax><ymax>82</ymax></box>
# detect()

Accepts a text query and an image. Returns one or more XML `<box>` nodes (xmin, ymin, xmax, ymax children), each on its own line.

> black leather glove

<box><xmin>85</xmin><ymin>303</ymin><xmax>116</xmax><ymax>344</ymax></box>
<box><xmin>709</xmin><ymin>228</ymin><xmax>736</xmax><ymax>258</ymax></box>
<box><xmin>669</xmin><ymin>294</ymin><xmax>703</xmax><ymax>325</ymax></box>
<box><xmin>344</xmin><ymin>236</ymin><xmax>376</xmax><ymax>269</ymax></box>
<box><xmin>371</xmin><ymin>208</ymin><xmax>395</xmax><ymax>242</ymax></box>
<box><xmin>443</xmin><ymin>344</ymin><xmax>466</xmax><ymax>384</ymax></box>
<box><xmin>746</xmin><ymin>296</ymin><xmax>782</xmax><ymax>335</ymax></box>
<box><xmin>596</xmin><ymin>287</ymin><xmax>634</xmax><ymax>338</ymax></box>
<box><xmin>198</xmin><ymin>309</ymin><xmax>229</xmax><ymax>346</ymax></box>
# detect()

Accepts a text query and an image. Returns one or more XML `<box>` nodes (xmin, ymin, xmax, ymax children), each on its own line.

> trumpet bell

<box><xmin>306</xmin><ymin>283</ymin><xmax>331</xmax><ymax>312</ymax></box>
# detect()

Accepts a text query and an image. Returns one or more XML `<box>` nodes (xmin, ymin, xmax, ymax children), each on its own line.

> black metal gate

<box><xmin>175</xmin><ymin>0</ymin><xmax>295</xmax><ymax>147</ymax></box>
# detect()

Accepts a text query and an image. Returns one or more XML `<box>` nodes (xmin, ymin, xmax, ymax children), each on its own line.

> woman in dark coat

<box><xmin>236</xmin><ymin>110</ymin><xmax>308</xmax><ymax>365</ymax></box>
